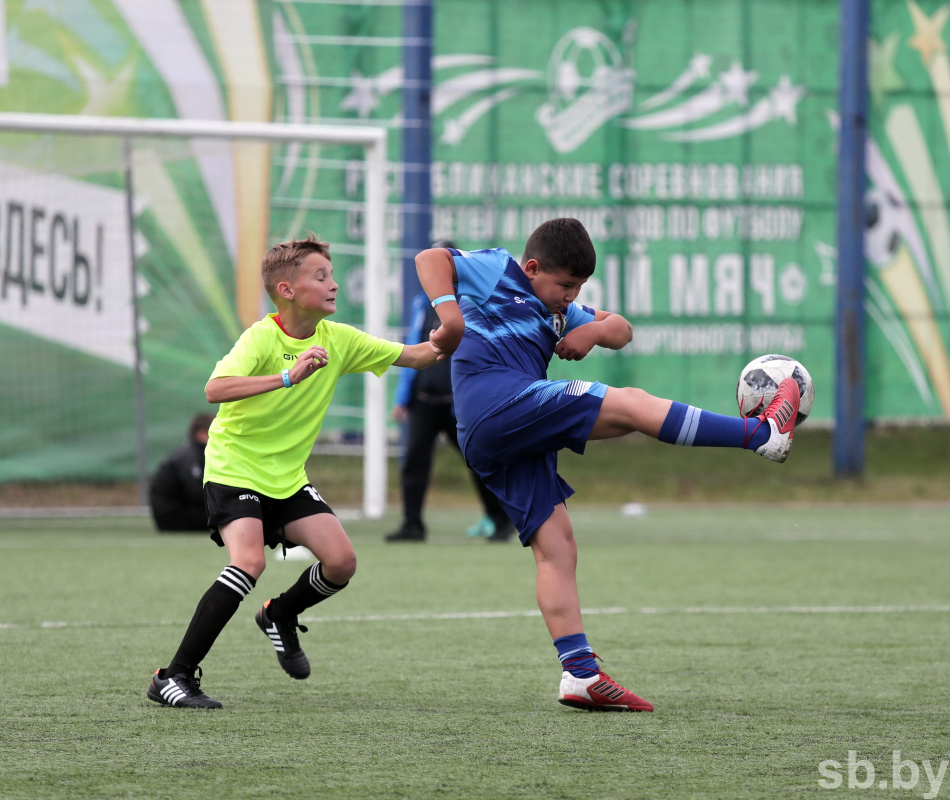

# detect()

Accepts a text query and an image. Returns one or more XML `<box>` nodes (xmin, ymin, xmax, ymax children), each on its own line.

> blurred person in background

<box><xmin>149</xmin><ymin>413</ymin><xmax>215</xmax><ymax>532</ymax></box>
<box><xmin>386</xmin><ymin>241</ymin><xmax>514</xmax><ymax>544</ymax></box>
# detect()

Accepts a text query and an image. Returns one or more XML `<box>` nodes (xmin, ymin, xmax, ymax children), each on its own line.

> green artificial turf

<box><xmin>2</xmin><ymin>506</ymin><xmax>950</xmax><ymax>799</ymax></box>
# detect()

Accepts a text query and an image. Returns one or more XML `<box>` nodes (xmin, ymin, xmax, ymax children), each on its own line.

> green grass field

<box><xmin>3</xmin><ymin>506</ymin><xmax>950</xmax><ymax>800</ymax></box>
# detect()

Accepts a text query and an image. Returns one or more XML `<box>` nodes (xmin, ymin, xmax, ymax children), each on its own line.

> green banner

<box><xmin>0</xmin><ymin>0</ymin><xmax>948</xmax><ymax>483</ymax></box>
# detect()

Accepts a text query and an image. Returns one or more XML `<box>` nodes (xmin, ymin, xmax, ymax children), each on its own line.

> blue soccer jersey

<box><xmin>448</xmin><ymin>246</ymin><xmax>596</xmax><ymax>445</ymax></box>
<box><xmin>445</xmin><ymin>247</ymin><xmax>607</xmax><ymax>540</ymax></box>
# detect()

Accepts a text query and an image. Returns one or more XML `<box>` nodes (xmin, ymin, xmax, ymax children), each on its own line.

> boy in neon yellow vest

<box><xmin>148</xmin><ymin>233</ymin><xmax>444</xmax><ymax>709</ymax></box>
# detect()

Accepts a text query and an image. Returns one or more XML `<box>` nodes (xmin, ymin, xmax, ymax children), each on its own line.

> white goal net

<box><xmin>0</xmin><ymin>112</ymin><xmax>393</xmax><ymax>518</ymax></box>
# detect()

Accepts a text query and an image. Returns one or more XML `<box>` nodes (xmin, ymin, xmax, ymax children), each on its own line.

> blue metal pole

<box><xmin>401</xmin><ymin>0</ymin><xmax>433</xmax><ymax>329</ymax></box>
<box><xmin>834</xmin><ymin>0</ymin><xmax>869</xmax><ymax>477</ymax></box>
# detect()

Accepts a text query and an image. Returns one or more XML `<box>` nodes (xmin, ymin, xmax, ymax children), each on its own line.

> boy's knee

<box><xmin>621</xmin><ymin>386</ymin><xmax>651</xmax><ymax>410</ymax></box>
<box><xmin>325</xmin><ymin>550</ymin><xmax>357</xmax><ymax>584</ymax></box>
<box><xmin>344</xmin><ymin>551</ymin><xmax>358</xmax><ymax>580</ymax></box>
<box><xmin>234</xmin><ymin>556</ymin><xmax>267</xmax><ymax>581</ymax></box>
<box><xmin>612</xmin><ymin>387</ymin><xmax>659</xmax><ymax>432</ymax></box>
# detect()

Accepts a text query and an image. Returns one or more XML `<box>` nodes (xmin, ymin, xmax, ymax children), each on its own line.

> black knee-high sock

<box><xmin>266</xmin><ymin>562</ymin><xmax>347</xmax><ymax>622</ymax></box>
<box><xmin>167</xmin><ymin>566</ymin><xmax>256</xmax><ymax>675</ymax></box>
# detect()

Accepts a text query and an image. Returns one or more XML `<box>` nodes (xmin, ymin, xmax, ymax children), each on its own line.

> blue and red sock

<box><xmin>658</xmin><ymin>401</ymin><xmax>770</xmax><ymax>450</ymax></box>
<box><xmin>554</xmin><ymin>633</ymin><xmax>600</xmax><ymax>678</ymax></box>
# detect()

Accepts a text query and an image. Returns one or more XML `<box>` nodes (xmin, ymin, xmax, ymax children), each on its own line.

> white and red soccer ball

<box><xmin>736</xmin><ymin>354</ymin><xmax>815</xmax><ymax>425</ymax></box>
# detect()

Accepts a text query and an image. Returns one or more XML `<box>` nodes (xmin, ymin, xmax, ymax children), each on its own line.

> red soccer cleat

<box><xmin>753</xmin><ymin>377</ymin><xmax>801</xmax><ymax>463</ymax></box>
<box><xmin>558</xmin><ymin>670</ymin><xmax>654</xmax><ymax>712</ymax></box>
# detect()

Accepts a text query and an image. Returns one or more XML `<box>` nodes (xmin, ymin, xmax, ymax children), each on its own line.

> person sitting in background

<box><xmin>149</xmin><ymin>413</ymin><xmax>214</xmax><ymax>532</ymax></box>
<box><xmin>386</xmin><ymin>241</ymin><xmax>514</xmax><ymax>544</ymax></box>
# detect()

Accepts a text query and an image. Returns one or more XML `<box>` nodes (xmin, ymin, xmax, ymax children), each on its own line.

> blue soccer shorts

<box><xmin>461</xmin><ymin>378</ymin><xmax>608</xmax><ymax>545</ymax></box>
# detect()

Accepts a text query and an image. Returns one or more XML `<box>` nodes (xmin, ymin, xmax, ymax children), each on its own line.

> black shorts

<box><xmin>203</xmin><ymin>482</ymin><xmax>335</xmax><ymax>549</ymax></box>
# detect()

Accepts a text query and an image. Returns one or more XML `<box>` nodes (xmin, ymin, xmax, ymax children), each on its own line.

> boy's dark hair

<box><xmin>261</xmin><ymin>232</ymin><xmax>331</xmax><ymax>301</ymax></box>
<box><xmin>523</xmin><ymin>218</ymin><xmax>596</xmax><ymax>278</ymax></box>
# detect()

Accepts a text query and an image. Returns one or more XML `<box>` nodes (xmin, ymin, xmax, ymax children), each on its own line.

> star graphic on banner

<box><xmin>869</xmin><ymin>33</ymin><xmax>905</xmax><ymax>108</ymax></box>
<box><xmin>340</xmin><ymin>70</ymin><xmax>380</xmax><ymax>118</ymax></box>
<box><xmin>441</xmin><ymin>118</ymin><xmax>467</xmax><ymax>145</ymax></box>
<box><xmin>689</xmin><ymin>53</ymin><xmax>712</xmax><ymax>80</ymax></box>
<box><xmin>718</xmin><ymin>61</ymin><xmax>758</xmax><ymax>106</ymax></box>
<box><xmin>72</xmin><ymin>54</ymin><xmax>137</xmax><ymax>116</ymax></box>
<box><xmin>769</xmin><ymin>75</ymin><xmax>806</xmax><ymax>123</ymax></box>
<box><xmin>907</xmin><ymin>0</ymin><xmax>949</xmax><ymax>67</ymax></box>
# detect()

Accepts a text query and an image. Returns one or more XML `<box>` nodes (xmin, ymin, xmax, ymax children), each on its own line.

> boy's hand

<box><xmin>429</xmin><ymin>309</ymin><xmax>464</xmax><ymax>356</ymax></box>
<box><xmin>556</xmin><ymin>312</ymin><xmax>632</xmax><ymax>360</ymax></box>
<box><xmin>291</xmin><ymin>345</ymin><xmax>329</xmax><ymax>383</ymax></box>
<box><xmin>554</xmin><ymin>326</ymin><xmax>598</xmax><ymax>361</ymax></box>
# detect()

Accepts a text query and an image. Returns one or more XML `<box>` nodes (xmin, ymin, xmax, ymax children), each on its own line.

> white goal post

<box><xmin>0</xmin><ymin>111</ymin><xmax>391</xmax><ymax>518</ymax></box>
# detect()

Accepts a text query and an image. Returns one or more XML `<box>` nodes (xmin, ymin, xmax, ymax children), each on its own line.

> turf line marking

<box><xmin>636</xmin><ymin>604</ymin><xmax>950</xmax><ymax>615</ymax></box>
<box><xmin>4</xmin><ymin>604</ymin><xmax>950</xmax><ymax>630</ymax></box>
<box><xmin>299</xmin><ymin>604</ymin><xmax>950</xmax><ymax>623</ymax></box>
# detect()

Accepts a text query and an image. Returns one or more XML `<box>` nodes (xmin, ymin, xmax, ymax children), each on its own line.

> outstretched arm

<box><xmin>416</xmin><ymin>247</ymin><xmax>464</xmax><ymax>356</ymax></box>
<box><xmin>393</xmin><ymin>341</ymin><xmax>445</xmax><ymax>369</ymax></box>
<box><xmin>554</xmin><ymin>311</ymin><xmax>633</xmax><ymax>361</ymax></box>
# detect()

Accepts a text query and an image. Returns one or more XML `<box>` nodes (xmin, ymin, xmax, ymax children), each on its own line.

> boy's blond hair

<box><xmin>261</xmin><ymin>232</ymin><xmax>331</xmax><ymax>302</ymax></box>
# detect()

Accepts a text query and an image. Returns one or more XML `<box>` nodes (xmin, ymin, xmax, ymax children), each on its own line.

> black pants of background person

<box><xmin>390</xmin><ymin>398</ymin><xmax>513</xmax><ymax>542</ymax></box>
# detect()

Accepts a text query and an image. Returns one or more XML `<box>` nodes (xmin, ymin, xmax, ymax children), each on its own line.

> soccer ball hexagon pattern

<box><xmin>736</xmin><ymin>354</ymin><xmax>815</xmax><ymax>425</ymax></box>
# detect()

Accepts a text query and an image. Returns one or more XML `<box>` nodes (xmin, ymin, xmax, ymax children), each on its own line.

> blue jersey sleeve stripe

<box><xmin>453</xmin><ymin>248</ymin><xmax>511</xmax><ymax>305</ymax></box>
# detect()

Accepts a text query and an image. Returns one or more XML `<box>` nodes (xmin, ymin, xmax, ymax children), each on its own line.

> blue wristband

<box><xmin>281</xmin><ymin>368</ymin><xmax>292</xmax><ymax>388</ymax></box>
<box><xmin>431</xmin><ymin>294</ymin><xmax>457</xmax><ymax>308</ymax></box>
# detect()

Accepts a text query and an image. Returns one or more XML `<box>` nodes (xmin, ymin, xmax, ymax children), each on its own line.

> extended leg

<box><xmin>588</xmin><ymin>380</ymin><xmax>800</xmax><ymax>462</ymax></box>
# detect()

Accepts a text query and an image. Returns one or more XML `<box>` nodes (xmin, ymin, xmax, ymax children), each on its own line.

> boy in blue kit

<box><xmin>416</xmin><ymin>218</ymin><xmax>800</xmax><ymax>712</ymax></box>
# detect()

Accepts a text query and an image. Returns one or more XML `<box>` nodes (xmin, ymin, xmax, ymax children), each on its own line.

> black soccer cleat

<box><xmin>147</xmin><ymin>666</ymin><xmax>223</xmax><ymax>709</ymax></box>
<box><xmin>255</xmin><ymin>600</ymin><xmax>311</xmax><ymax>679</ymax></box>
<box><xmin>384</xmin><ymin>523</ymin><xmax>426</xmax><ymax>542</ymax></box>
<box><xmin>486</xmin><ymin>520</ymin><xmax>517</xmax><ymax>542</ymax></box>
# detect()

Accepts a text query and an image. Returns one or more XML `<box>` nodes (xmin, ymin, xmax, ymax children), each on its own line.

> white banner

<box><xmin>0</xmin><ymin>163</ymin><xmax>137</xmax><ymax>368</ymax></box>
